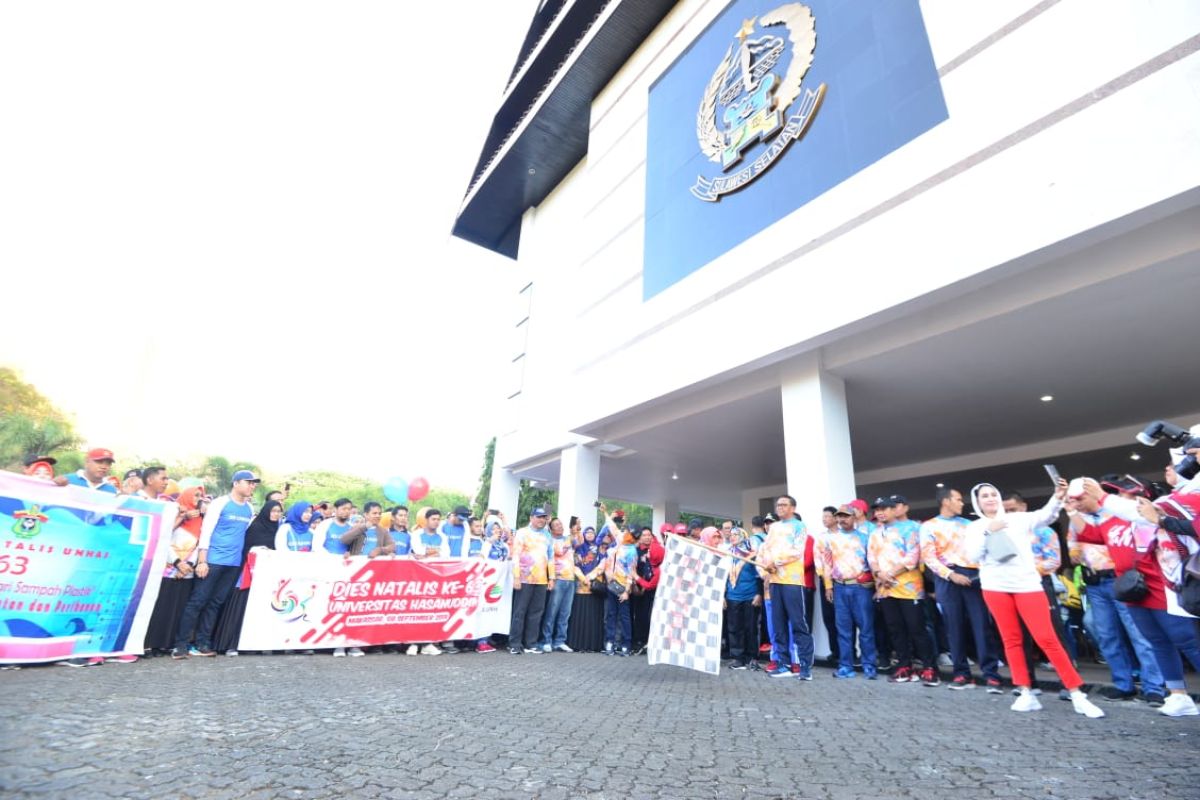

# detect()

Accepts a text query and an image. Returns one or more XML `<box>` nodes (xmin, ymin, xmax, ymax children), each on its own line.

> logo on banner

<box><xmin>692</xmin><ymin>3</ymin><xmax>826</xmax><ymax>202</ymax></box>
<box><xmin>12</xmin><ymin>505</ymin><xmax>49</xmax><ymax>539</ymax></box>
<box><xmin>271</xmin><ymin>579</ymin><xmax>314</xmax><ymax>622</ymax></box>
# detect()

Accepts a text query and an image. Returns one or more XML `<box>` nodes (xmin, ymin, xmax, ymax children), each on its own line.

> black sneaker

<box><xmin>617</xmin><ymin>648</ymin><xmax>630</xmax><ymax>657</ymax></box>
<box><xmin>1099</xmin><ymin>685</ymin><xmax>1137</xmax><ymax>701</ymax></box>
<box><xmin>507</xmin><ymin>647</ymin><xmax>522</xmax><ymax>655</ymax></box>
<box><xmin>730</xmin><ymin>661</ymin><xmax>749</xmax><ymax>671</ymax></box>
<box><xmin>1142</xmin><ymin>692</ymin><xmax>1166</xmax><ymax>707</ymax></box>
<box><xmin>170</xmin><ymin>647</ymin><xmax>189</xmax><ymax>660</ymax></box>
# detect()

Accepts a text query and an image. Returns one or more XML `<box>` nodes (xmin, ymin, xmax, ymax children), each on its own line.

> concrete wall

<box><xmin>498</xmin><ymin>0</ymin><xmax>1200</xmax><ymax>469</ymax></box>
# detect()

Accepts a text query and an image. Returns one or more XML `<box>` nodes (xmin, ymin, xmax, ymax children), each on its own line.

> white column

<box><xmin>556</xmin><ymin>444</ymin><xmax>600</xmax><ymax>525</ymax></box>
<box><xmin>780</xmin><ymin>352</ymin><xmax>857</xmax><ymax>660</ymax></box>
<box><xmin>781</xmin><ymin>353</ymin><xmax>857</xmax><ymax>523</ymax></box>
<box><xmin>488</xmin><ymin>466</ymin><xmax>521</xmax><ymax>526</ymax></box>
<box><xmin>652</xmin><ymin>500</ymin><xmax>680</xmax><ymax>534</ymax></box>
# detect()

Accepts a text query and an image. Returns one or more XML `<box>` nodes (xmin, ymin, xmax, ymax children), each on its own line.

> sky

<box><xmin>0</xmin><ymin>1</ymin><xmax>540</xmax><ymax>494</ymax></box>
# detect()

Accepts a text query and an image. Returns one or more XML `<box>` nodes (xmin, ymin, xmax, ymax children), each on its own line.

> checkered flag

<box><xmin>647</xmin><ymin>535</ymin><xmax>731</xmax><ymax>675</ymax></box>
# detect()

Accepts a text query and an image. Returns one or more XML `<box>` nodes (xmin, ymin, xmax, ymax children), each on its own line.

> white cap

<box><xmin>1067</xmin><ymin>478</ymin><xmax>1088</xmax><ymax>497</ymax></box>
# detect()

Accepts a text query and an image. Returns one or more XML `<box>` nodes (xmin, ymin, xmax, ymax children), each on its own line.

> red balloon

<box><xmin>407</xmin><ymin>477</ymin><xmax>430</xmax><ymax>502</ymax></box>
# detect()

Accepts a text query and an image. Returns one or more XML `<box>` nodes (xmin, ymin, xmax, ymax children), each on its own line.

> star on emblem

<box><xmin>735</xmin><ymin>17</ymin><xmax>756</xmax><ymax>43</ymax></box>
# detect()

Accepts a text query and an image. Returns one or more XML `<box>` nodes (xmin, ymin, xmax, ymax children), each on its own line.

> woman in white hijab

<box><xmin>964</xmin><ymin>478</ymin><xmax>1104</xmax><ymax>718</ymax></box>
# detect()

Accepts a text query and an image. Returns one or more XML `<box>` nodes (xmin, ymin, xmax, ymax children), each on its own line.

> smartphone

<box><xmin>284</xmin><ymin>482</ymin><xmax>291</xmax><ymax>492</ymax></box>
<box><xmin>593</xmin><ymin>501</ymin><xmax>602</xmax><ymax>508</ymax></box>
<box><xmin>1044</xmin><ymin>464</ymin><xmax>1061</xmax><ymax>484</ymax></box>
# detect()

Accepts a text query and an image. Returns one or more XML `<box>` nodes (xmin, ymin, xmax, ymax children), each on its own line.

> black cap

<box><xmin>763</xmin><ymin>512</ymin><xmax>778</xmax><ymax>524</ymax></box>
<box><xmin>25</xmin><ymin>455</ymin><xmax>57</xmax><ymax>467</ymax></box>
<box><xmin>123</xmin><ymin>468</ymin><xmax>141</xmax><ymax>480</ymax></box>
<box><xmin>888</xmin><ymin>494</ymin><xmax>908</xmax><ymax>506</ymax></box>
<box><xmin>872</xmin><ymin>496</ymin><xmax>897</xmax><ymax>508</ymax></box>
<box><xmin>688</xmin><ymin>517</ymin><xmax>703</xmax><ymax>529</ymax></box>
<box><xmin>452</xmin><ymin>505</ymin><xmax>472</xmax><ymax>519</ymax></box>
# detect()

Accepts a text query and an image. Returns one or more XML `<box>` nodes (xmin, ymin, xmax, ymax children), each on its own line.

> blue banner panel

<box><xmin>644</xmin><ymin>0</ymin><xmax>947</xmax><ymax>299</ymax></box>
<box><xmin>0</xmin><ymin>475</ymin><xmax>173</xmax><ymax>662</ymax></box>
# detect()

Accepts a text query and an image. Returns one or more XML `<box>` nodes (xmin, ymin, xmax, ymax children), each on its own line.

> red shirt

<box><xmin>1075</xmin><ymin>495</ymin><xmax>1177</xmax><ymax>610</ymax></box>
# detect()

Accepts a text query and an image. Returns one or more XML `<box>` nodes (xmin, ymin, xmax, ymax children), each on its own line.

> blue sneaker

<box><xmin>834</xmin><ymin>667</ymin><xmax>857</xmax><ymax>679</ymax></box>
<box><xmin>863</xmin><ymin>668</ymin><xmax>878</xmax><ymax>680</ymax></box>
<box><xmin>796</xmin><ymin>668</ymin><xmax>813</xmax><ymax>681</ymax></box>
<box><xmin>768</xmin><ymin>665</ymin><xmax>792</xmax><ymax>678</ymax></box>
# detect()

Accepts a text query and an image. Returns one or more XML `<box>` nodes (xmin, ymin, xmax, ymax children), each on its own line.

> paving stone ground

<box><xmin>0</xmin><ymin>652</ymin><xmax>1196</xmax><ymax>799</ymax></box>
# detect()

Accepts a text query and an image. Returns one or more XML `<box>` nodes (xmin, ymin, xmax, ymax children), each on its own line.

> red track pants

<box><xmin>982</xmin><ymin>590</ymin><xmax>1082</xmax><ymax>690</ymax></box>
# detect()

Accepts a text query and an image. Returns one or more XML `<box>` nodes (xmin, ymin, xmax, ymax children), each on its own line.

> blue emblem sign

<box><xmin>644</xmin><ymin>0</ymin><xmax>948</xmax><ymax>299</ymax></box>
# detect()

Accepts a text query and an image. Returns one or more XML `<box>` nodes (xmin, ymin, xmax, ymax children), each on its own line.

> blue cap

<box><xmin>530</xmin><ymin>507</ymin><xmax>549</xmax><ymax>518</ymax></box>
<box><xmin>232</xmin><ymin>470</ymin><xmax>261</xmax><ymax>484</ymax></box>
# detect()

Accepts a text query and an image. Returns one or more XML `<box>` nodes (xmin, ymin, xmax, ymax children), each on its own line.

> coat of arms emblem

<box><xmin>692</xmin><ymin>4</ymin><xmax>826</xmax><ymax>201</ymax></box>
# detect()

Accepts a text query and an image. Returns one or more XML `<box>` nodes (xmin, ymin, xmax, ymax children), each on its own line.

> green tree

<box><xmin>201</xmin><ymin>456</ymin><xmax>233</xmax><ymax>495</ymax></box>
<box><xmin>0</xmin><ymin>414</ymin><xmax>81</xmax><ymax>469</ymax></box>
<box><xmin>0</xmin><ymin>369</ymin><xmax>80</xmax><ymax>470</ymax></box>
<box><xmin>473</xmin><ymin>437</ymin><xmax>495</xmax><ymax>517</ymax></box>
<box><xmin>199</xmin><ymin>455</ymin><xmax>261</xmax><ymax>496</ymax></box>
<box><xmin>516</xmin><ymin>480</ymin><xmax>558</xmax><ymax>527</ymax></box>
<box><xmin>0</xmin><ymin>367</ymin><xmax>69</xmax><ymax>424</ymax></box>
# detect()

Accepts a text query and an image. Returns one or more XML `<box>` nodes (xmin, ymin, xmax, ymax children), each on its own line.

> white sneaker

<box><xmin>1159</xmin><ymin>693</ymin><xmax>1200</xmax><ymax>717</ymax></box>
<box><xmin>406</xmin><ymin>644</ymin><xmax>419</xmax><ymax>656</ymax></box>
<box><xmin>554</xmin><ymin>643</ymin><xmax>574</xmax><ymax>653</ymax></box>
<box><xmin>937</xmin><ymin>652</ymin><xmax>953</xmax><ymax>668</ymax></box>
<box><xmin>541</xmin><ymin>643</ymin><xmax>552</xmax><ymax>653</ymax></box>
<box><xmin>348</xmin><ymin>647</ymin><xmax>365</xmax><ymax>657</ymax></box>
<box><xmin>420</xmin><ymin>644</ymin><xmax>442</xmax><ymax>656</ymax></box>
<box><xmin>1070</xmin><ymin>693</ymin><xmax>1105</xmax><ymax>719</ymax></box>
<box><xmin>1011</xmin><ymin>692</ymin><xmax>1042</xmax><ymax>712</ymax></box>
<box><xmin>333</xmin><ymin>648</ymin><xmax>346</xmax><ymax>657</ymax></box>
<box><xmin>225</xmin><ymin>650</ymin><xmax>238</xmax><ymax>658</ymax></box>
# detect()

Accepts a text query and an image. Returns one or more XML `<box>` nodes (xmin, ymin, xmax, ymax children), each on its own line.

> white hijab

<box><xmin>970</xmin><ymin>482</ymin><xmax>1005</xmax><ymax>521</ymax></box>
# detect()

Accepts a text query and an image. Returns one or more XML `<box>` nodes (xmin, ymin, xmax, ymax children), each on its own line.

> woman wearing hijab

<box><xmin>275</xmin><ymin>502</ymin><xmax>314</xmax><ymax>551</ymax></box>
<box><xmin>213</xmin><ymin>500</ymin><xmax>282</xmax><ymax>656</ymax></box>
<box><xmin>964</xmin><ymin>480</ymin><xmax>1104</xmax><ymax>718</ymax></box>
<box><xmin>568</xmin><ymin>525</ymin><xmax>606</xmax><ymax>652</ymax></box>
<box><xmin>144</xmin><ymin>486</ymin><xmax>205</xmax><ymax>654</ymax></box>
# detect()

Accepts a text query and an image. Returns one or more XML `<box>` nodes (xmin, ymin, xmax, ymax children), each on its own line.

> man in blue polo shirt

<box><xmin>311</xmin><ymin>498</ymin><xmax>355</xmax><ymax>555</ymax></box>
<box><xmin>56</xmin><ymin>447</ymin><xmax>120</xmax><ymax>493</ymax></box>
<box><xmin>54</xmin><ymin>447</ymin><xmax>120</xmax><ymax>667</ymax></box>
<box><xmin>171</xmin><ymin>470</ymin><xmax>258</xmax><ymax>659</ymax></box>
<box><xmin>440</xmin><ymin>505</ymin><xmax>471</xmax><ymax>558</ymax></box>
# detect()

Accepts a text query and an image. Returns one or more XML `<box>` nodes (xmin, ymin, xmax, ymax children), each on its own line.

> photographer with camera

<box><xmin>1069</xmin><ymin>477</ymin><xmax>1200</xmax><ymax>717</ymax></box>
<box><xmin>1138</xmin><ymin>420</ymin><xmax>1200</xmax><ymax>493</ymax></box>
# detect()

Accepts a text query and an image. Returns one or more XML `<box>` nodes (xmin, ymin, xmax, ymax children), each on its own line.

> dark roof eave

<box><xmin>452</xmin><ymin>0</ymin><xmax>679</xmax><ymax>259</ymax></box>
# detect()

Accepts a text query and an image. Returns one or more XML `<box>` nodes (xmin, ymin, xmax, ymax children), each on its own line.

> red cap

<box><xmin>659</xmin><ymin>523</ymin><xmax>674</xmax><ymax>534</ymax></box>
<box><xmin>673</xmin><ymin>523</ymin><xmax>687</xmax><ymax>534</ymax></box>
<box><xmin>87</xmin><ymin>448</ymin><xmax>115</xmax><ymax>462</ymax></box>
<box><xmin>848</xmin><ymin>499</ymin><xmax>869</xmax><ymax>515</ymax></box>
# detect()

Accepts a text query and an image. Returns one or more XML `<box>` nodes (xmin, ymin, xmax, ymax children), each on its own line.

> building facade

<box><xmin>454</xmin><ymin>0</ymin><xmax>1200</xmax><ymax>532</ymax></box>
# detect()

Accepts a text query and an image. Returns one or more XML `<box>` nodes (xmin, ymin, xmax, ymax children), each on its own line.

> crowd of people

<box><xmin>12</xmin><ymin>447</ymin><xmax>1200</xmax><ymax>721</ymax></box>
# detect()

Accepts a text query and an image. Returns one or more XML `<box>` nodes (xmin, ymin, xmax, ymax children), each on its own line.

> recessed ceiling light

<box><xmin>935</xmin><ymin>482</ymin><xmax>944</xmax><ymax>488</ymax></box>
<box><xmin>671</xmin><ymin>471</ymin><xmax>678</xmax><ymax>480</ymax></box>
<box><xmin>1040</xmin><ymin>395</ymin><xmax>1054</xmax><ymax>402</ymax></box>
<box><xmin>1130</xmin><ymin>453</ymin><xmax>1141</xmax><ymax>461</ymax></box>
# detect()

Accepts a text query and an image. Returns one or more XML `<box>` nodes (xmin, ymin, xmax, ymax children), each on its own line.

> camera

<box><xmin>1136</xmin><ymin>419</ymin><xmax>1200</xmax><ymax>480</ymax></box>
